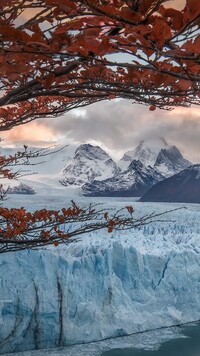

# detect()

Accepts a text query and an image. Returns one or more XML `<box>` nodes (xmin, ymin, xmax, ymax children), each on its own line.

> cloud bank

<box><xmin>2</xmin><ymin>100</ymin><xmax>200</xmax><ymax>163</ymax></box>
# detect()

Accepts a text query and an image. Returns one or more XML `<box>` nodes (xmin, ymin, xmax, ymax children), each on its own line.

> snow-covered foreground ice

<box><xmin>1</xmin><ymin>192</ymin><xmax>200</xmax><ymax>354</ymax></box>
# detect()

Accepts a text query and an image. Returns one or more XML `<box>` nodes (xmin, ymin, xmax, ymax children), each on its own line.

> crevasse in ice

<box><xmin>1</xmin><ymin>229</ymin><xmax>200</xmax><ymax>354</ymax></box>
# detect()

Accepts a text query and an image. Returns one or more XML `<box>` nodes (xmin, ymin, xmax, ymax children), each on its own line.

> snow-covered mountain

<box><xmin>0</xmin><ymin>144</ymin><xmax>120</xmax><ymax>192</ymax></box>
<box><xmin>119</xmin><ymin>138</ymin><xmax>192</xmax><ymax>177</ymax></box>
<box><xmin>60</xmin><ymin>144</ymin><xmax>119</xmax><ymax>187</ymax></box>
<box><xmin>140</xmin><ymin>164</ymin><xmax>200</xmax><ymax>203</ymax></box>
<box><xmin>82</xmin><ymin>139</ymin><xmax>192</xmax><ymax>198</ymax></box>
<box><xmin>154</xmin><ymin>146</ymin><xmax>192</xmax><ymax>176</ymax></box>
<box><xmin>83</xmin><ymin>159</ymin><xmax>163</xmax><ymax>197</ymax></box>
<box><xmin>0</xmin><ymin>144</ymin><xmax>83</xmax><ymax>193</ymax></box>
<box><xmin>119</xmin><ymin>138</ymin><xmax>168</xmax><ymax>170</ymax></box>
<box><xmin>0</xmin><ymin>144</ymin><xmax>79</xmax><ymax>190</ymax></box>
<box><xmin>0</xmin><ymin>140</ymin><xmax>193</xmax><ymax>196</ymax></box>
<box><xmin>0</xmin><ymin>145</ymin><xmax>77</xmax><ymax>176</ymax></box>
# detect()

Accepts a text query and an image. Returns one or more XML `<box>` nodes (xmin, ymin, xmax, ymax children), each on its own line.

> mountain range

<box><xmin>0</xmin><ymin>138</ymin><xmax>197</xmax><ymax>201</ymax></box>
<box><xmin>82</xmin><ymin>159</ymin><xmax>163</xmax><ymax>197</ymax></box>
<box><xmin>118</xmin><ymin>138</ymin><xmax>191</xmax><ymax>177</ymax></box>
<box><xmin>82</xmin><ymin>138</ymin><xmax>192</xmax><ymax>197</ymax></box>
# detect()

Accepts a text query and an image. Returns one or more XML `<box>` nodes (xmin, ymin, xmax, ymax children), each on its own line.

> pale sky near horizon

<box><xmin>1</xmin><ymin>0</ymin><xmax>199</xmax><ymax>163</ymax></box>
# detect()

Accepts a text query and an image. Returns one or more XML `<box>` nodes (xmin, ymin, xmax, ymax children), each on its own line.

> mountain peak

<box><xmin>75</xmin><ymin>143</ymin><xmax>93</xmax><ymax>153</ymax></box>
<box><xmin>127</xmin><ymin>159</ymin><xmax>144</xmax><ymax>171</ymax></box>
<box><xmin>61</xmin><ymin>143</ymin><xmax>119</xmax><ymax>186</ymax></box>
<box><xmin>133</xmin><ymin>137</ymin><xmax>168</xmax><ymax>158</ymax></box>
<box><xmin>155</xmin><ymin>145</ymin><xmax>192</xmax><ymax>176</ymax></box>
<box><xmin>75</xmin><ymin>143</ymin><xmax>110</xmax><ymax>161</ymax></box>
<box><xmin>119</xmin><ymin>138</ymin><xmax>192</xmax><ymax>177</ymax></box>
<box><xmin>137</xmin><ymin>137</ymin><xmax>168</xmax><ymax>149</ymax></box>
<box><xmin>119</xmin><ymin>137</ymin><xmax>168</xmax><ymax>170</ymax></box>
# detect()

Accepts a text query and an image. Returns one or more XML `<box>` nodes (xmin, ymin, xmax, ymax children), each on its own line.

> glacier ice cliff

<box><xmin>1</xmin><ymin>229</ymin><xmax>200</xmax><ymax>354</ymax></box>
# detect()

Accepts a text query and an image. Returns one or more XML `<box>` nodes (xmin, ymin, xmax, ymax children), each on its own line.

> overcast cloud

<box><xmin>2</xmin><ymin>100</ymin><xmax>200</xmax><ymax>163</ymax></box>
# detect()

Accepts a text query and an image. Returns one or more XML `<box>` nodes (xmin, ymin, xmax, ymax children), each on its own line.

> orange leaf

<box><xmin>159</xmin><ymin>6</ymin><xmax>183</xmax><ymax>31</ymax></box>
<box><xmin>186</xmin><ymin>0</ymin><xmax>200</xmax><ymax>20</ymax></box>
<box><xmin>53</xmin><ymin>241</ymin><xmax>59</xmax><ymax>246</ymax></box>
<box><xmin>150</xmin><ymin>18</ymin><xmax>171</xmax><ymax>46</ymax></box>
<box><xmin>177</xmin><ymin>79</ymin><xmax>192</xmax><ymax>91</ymax></box>
<box><xmin>126</xmin><ymin>206</ymin><xmax>134</xmax><ymax>214</ymax></box>
<box><xmin>149</xmin><ymin>105</ymin><xmax>156</xmax><ymax>111</ymax></box>
<box><xmin>42</xmin><ymin>73</ymin><xmax>55</xmax><ymax>88</ymax></box>
<box><xmin>140</xmin><ymin>0</ymin><xmax>158</xmax><ymax>14</ymax></box>
<box><xmin>104</xmin><ymin>212</ymin><xmax>108</xmax><ymax>220</ymax></box>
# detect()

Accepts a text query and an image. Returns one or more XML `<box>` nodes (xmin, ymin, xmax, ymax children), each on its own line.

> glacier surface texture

<box><xmin>1</xmin><ymin>201</ymin><xmax>200</xmax><ymax>354</ymax></box>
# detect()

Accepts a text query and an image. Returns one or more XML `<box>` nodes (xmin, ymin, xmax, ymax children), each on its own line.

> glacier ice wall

<box><xmin>1</xmin><ymin>237</ymin><xmax>200</xmax><ymax>354</ymax></box>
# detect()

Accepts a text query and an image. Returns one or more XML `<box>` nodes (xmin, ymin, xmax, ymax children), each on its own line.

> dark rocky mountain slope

<box><xmin>140</xmin><ymin>164</ymin><xmax>200</xmax><ymax>203</ymax></box>
<box><xmin>83</xmin><ymin>160</ymin><xmax>163</xmax><ymax>197</ymax></box>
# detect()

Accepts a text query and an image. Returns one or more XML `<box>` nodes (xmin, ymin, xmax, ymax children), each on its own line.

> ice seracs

<box><xmin>1</xmin><ymin>205</ymin><xmax>200</xmax><ymax>354</ymax></box>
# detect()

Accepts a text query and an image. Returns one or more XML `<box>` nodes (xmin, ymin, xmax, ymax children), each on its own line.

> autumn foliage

<box><xmin>0</xmin><ymin>0</ymin><xmax>199</xmax><ymax>130</ymax></box>
<box><xmin>0</xmin><ymin>194</ymin><xmax>179</xmax><ymax>253</ymax></box>
<box><xmin>0</xmin><ymin>0</ymin><xmax>199</xmax><ymax>252</ymax></box>
<box><xmin>0</xmin><ymin>201</ymin><xmax>139</xmax><ymax>252</ymax></box>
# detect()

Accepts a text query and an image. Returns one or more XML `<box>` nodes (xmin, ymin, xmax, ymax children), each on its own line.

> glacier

<box><xmin>2</xmin><ymin>324</ymin><xmax>189</xmax><ymax>356</ymax></box>
<box><xmin>1</xmin><ymin>198</ymin><xmax>200</xmax><ymax>354</ymax></box>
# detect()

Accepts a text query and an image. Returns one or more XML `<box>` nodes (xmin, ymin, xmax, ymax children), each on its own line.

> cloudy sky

<box><xmin>2</xmin><ymin>100</ymin><xmax>200</xmax><ymax>163</ymax></box>
<box><xmin>1</xmin><ymin>0</ymin><xmax>199</xmax><ymax>163</ymax></box>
